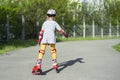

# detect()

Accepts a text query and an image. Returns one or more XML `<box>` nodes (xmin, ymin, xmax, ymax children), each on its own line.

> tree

<box><xmin>104</xmin><ymin>0</ymin><xmax>120</xmax><ymax>37</ymax></box>
<box><xmin>81</xmin><ymin>0</ymin><xmax>88</xmax><ymax>38</ymax></box>
<box><xmin>0</xmin><ymin>0</ymin><xmax>69</xmax><ymax>40</ymax></box>
<box><xmin>87</xmin><ymin>0</ymin><xmax>98</xmax><ymax>38</ymax></box>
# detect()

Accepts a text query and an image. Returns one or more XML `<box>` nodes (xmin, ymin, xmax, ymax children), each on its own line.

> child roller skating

<box><xmin>32</xmin><ymin>9</ymin><xmax>68</xmax><ymax>75</ymax></box>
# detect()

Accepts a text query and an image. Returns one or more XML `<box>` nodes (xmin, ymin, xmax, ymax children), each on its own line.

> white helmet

<box><xmin>47</xmin><ymin>9</ymin><xmax>56</xmax><ymax>16</ymax></box>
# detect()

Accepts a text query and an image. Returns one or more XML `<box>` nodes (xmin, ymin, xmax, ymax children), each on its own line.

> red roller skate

<box><xmin>53</xmin><ymin>64</ymin><xmax>59</xmax><ymax>73</ymax></box>
<box><xmin>32</xmin><ymin>64</ymin><xmax>42</xmax><ymax>75</ymax></box>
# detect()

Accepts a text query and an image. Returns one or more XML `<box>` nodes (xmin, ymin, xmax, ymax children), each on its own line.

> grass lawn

<box><xmin>57</xmin><ymin>36</ymin><xmax>120</xmax><ymax>42</ymax></box>
<box><xmin>113</xmin><ymin>43</ymin><xmax>120</xmax><ymax>52</ymax></box>
<box><xmin>0</xmin><ymin>39</ymin><xmax>36</xmax><ymax>54</ymax></box>
<box><xmin>0</xmin><ymin>36</ymin><xmax>120</xmax><ymax>54</ymax></box>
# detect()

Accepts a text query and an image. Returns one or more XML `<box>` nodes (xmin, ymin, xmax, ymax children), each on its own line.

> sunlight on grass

<box><xmin>57</xmin><ymin>36</ymin><xmax>120</xmax><ymax>42</ymax></box>
<box><xmin>0</xmin><ymin>39</ymin><xmax>36</xmax><ymax>54</ymax></box>
<box><xmin>113</xmin><ymin>43</ymin><xmax>120</xmax><ymax>52</ymax></box>
<box><xmin>0</xmin><ymin>37</ymin><xmax>120</xmax><ymax>54</ymax></box>
<box><xmin>0</xmin><ymin>45</ymin><xmax>22</xmax><ymax>54</ymax></box>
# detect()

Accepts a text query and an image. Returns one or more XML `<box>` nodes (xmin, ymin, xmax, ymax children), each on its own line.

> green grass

<box><xmin>113</xmin><ymin>43</ymin><xmax>120</xmax><ymax>52</ymax></box>
<box><xmin>57</xmin><ymin>36</ymin><xmax>120</xmax><ymax>42</ymax></box>
<box><xmin>0</xmin><ymin>36</ymin><xmax>120</xmax><ymax>54</ymax></box>
<box><xmin>0</xmin><ymin>39</ymin><xmax>37</xmax><ymax>54</ymax></box>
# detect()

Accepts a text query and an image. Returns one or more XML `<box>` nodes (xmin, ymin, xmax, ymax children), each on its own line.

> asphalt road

<box><xmin>0</xmin><ymin>39</ymin><xmax>120</xmax><ymax>80</ymax></box>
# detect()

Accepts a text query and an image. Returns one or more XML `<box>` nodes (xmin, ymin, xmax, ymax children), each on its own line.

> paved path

<box><xmin>0</xmin><ymin>39</ymin><xmax>120</xmax><ymax>80</ymax></box>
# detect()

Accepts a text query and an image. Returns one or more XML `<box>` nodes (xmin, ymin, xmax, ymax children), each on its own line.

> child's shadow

<box><xmin>58</xmin><ymin>58</ymin><xmax>85</xmax><ymax>72</ymax></box>
<box><xmin>41</xmin><ymin>58</ymin><xmax>85</xmax><ymax>75</ymax></box>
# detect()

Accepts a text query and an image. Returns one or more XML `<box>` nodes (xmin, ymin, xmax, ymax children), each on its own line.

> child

<box><xmin>32</xmin><ymin>9</ymin><xmax>68</xmax><ymax>75</ymax></box>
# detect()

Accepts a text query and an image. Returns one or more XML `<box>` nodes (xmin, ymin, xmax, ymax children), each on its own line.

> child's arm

<box><xmin>55</xmin><ymin>22</ymin><xmax>68</xmax><ymax>38</ymax></box>
<box><xmin>59</xmin><ymin>29</ymin><xmax>68</xmax><ymax>38</ymax></box>
<box><xmin>38</xmin><ymin>30</ymin><xmax>44</xmax><ymax>45</ymax></box>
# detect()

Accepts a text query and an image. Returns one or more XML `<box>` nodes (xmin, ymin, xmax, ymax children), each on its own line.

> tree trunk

<box><xmin>6</xmin><ymin>14</ymin><xmax>10</xmax><ymax>41</ymax></box>
<box><xmin>116</xmin><ymin>19</ymin><xmax>119</xmax><ymax>37</ymax></box>
<box><xmin>21</xmin><ymin>14</ymin><xmax>25</xmax><ymax>40</ymax></box>
<box><xmin>101</xmin><ymin>13</ymin><xmax>104</xmax><ymax>38</ymax></box>
<box><xmin>36</xmin><ymin>21</ymin><xmax>39</xmax><ymax>38</ymax></box>
<box><xmin>83</xmin><ymin>15</ymin><xmax>86</xmax><ymax>38</ymax></box>
<box><xmin>101</xmin><ymin>27</ymin><xmax>104</xmax><ymax>38</ymax></box>
<box><xmin>92</xmin><ymin>17</ymin><xmax>95</xmax><ymax>38</ymax></box>
<box><xmin>73</xmin><ymin>13</ymin><xmax>76</xmax><ymax>37</ymax></box>
<box><xmin>73</xmin><ymin>25</ymin><xmax>76</xmax><ymax>37</ymax></box>
<box><xmin>109</xmin><ymin>20</ymin><xmax>112</xmax><ymax>38</ymax></box>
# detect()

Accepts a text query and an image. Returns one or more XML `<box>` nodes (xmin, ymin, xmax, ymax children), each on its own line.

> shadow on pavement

<box><xmin>58</xmin><ymin>58</ymin><xmax>85</xmax><ymax>73</ymax></box>
<box><xmin>41</xmin><ymin>58</ymin><xmax>85</xmax><ymax>75</ymax></box>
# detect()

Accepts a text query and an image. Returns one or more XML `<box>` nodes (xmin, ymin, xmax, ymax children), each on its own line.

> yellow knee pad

<box><xmin>38</xmin><ymin>44</ymin><xmax>47</xmax><ymax>59</ymax></box>
<box><xmin>51</xmin><ymin>49</ymin><xmax>57</xmax><ymax>59</ymax></box>
<box><xmin>38</xmin><ymin>49</ymin><xmax>45</xmax><ymax>59</ymax></box>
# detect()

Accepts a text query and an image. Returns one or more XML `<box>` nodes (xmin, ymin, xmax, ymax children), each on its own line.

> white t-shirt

<box><xmin>41</xmin><ymin>19</ymin><xmax>61</xmax><ymax>44</ymax></box>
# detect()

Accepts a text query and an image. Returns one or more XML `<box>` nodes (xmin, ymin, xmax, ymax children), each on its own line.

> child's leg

<box><xmin>50</xmin><ymin>44</ymin><xmax>57</xmax><ymax>62</ymax></box>
<box><xmin>37</xmin><ymin>44</ymin><xmax>47</xmax><ymax>65</ymax></box>
<box><xmin>32</xmin><ymin>44</ymin><xmax>47</xmax><ymax>75</ymax></box>
<box><xmin>50</xmin><ymin>44</ymin><xmax>58</xmax><ymax>69</ymax></box>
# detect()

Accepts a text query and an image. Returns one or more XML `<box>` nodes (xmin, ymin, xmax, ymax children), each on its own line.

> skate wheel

<box><xmin>32</xmin><ymin>71</ymin><xmax>41</xmax><ymax>75</ymax></box>
<box><xmin>32</xmin><ymin>72</ymin><xmax>40</xmax><ymax>75</ymax></box>
<box><xmin>56</xmin><ymin>69</ymin><xmax>59</xmax><ymax>73</ymax></box>
<box><xmin>32</xmin><ymin>69</ymin><xmax>42</xmax><ymax>75</ymax></box>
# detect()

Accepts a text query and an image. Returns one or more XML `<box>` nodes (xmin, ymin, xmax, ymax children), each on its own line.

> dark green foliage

<box><xmin>0</xmin><ymin>0</ymin><xmax>69</xmax><ymax>40</ymax></box>
<box><xmin>0</xmin><ymin>0</ymin><xmax>120</xmax><ymax>40</ymax></box>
